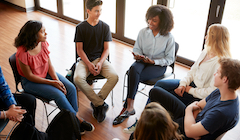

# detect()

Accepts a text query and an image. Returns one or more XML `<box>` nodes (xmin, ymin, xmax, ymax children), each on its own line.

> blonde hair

<box><xmin>134</xmin><ymin>102</ymin><xmax>183</xmax><ymax>140</ymax></box>
<box><xmin>205</xmin><ymin>24</ymin><xmax>231</xmax><ymax>58</ymax></box>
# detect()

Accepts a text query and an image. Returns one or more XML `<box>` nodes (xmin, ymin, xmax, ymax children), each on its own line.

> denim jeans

<box><xmin>123</xmin><ymin>61</ymin><xmax>166</xmax><ymax>108</ymax></box>
<box><xmin>21</xmin><ymin>73</ymin><xmax>78</xmax><ymax>115</ymax></box>
<box><xmin>149</xmin><ymin>86</ymin><xmax>198</xmax><ymax>139</ymax></box>
<box><xmin>154</xmin><ymin>79</ymin><xmax>200</xmax><ymax>105</ymax></box>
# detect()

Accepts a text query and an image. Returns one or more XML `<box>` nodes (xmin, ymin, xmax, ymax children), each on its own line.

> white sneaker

<box><xmin>123</xmin><ymin>119</ymin><xmax>138</xmax><ymax>134</ymax></box>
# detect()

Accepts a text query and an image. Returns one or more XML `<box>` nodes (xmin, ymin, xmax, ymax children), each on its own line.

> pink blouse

<box><xmin>16</xmin><ymin>42</ymin><xmax>50</xmax><ymax>78</ymax></box>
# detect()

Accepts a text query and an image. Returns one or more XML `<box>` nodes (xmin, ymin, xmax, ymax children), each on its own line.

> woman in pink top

<box><xmin>14</xmin><ymin>20</ymin><xmax>94</xmax><ymax>134</ymax></box>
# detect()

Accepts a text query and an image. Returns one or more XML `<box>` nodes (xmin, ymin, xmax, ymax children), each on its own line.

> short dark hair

<box><xmin>146</xmin><ymin>5</ymin><xmax>174</xmax><ymax>36</ymax></box>
<box><xmin>14</xmin><ymin>20</ymin><xmax>42</xmax><ymax>51</ymax></box>
<box><xmin>86</xmin><ymin>0</ymin><xmax>103</xmax><ymax>11</ymax></box>
<box><xmin>219</xmin><ymin>58</ymin><xmax>240</xmax><ymax>91</ymax></box>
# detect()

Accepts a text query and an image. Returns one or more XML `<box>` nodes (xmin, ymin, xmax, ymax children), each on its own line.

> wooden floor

<box><xmin>0</xmin><ymin>2</ymin><xmax>240</xmax><ymax>140</ymax></box>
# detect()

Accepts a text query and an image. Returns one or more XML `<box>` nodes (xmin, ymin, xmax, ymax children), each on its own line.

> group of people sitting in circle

<box><xmin>1</xmin><ymin>0</ymin><xmax>239</xmax><ymax>140</ymax></box>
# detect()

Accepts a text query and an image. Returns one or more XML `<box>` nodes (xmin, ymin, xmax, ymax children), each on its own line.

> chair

<box><xmin>122</xmin><ymin>42</ymin><xmax>179</xmax><ymax>101</ymax></box>
<box><xmin>9</xmin><ymin>53</ymin><xmax>58</xmax><ymax>125</ymax></box>
<box><xmin>215</xmin><ymin>132</ymin><xmax>227</xmax><ymax>140</ymax></box>
<box><xmin>75</xmin><ymin>48</ymin><xmax>114</xmax><ymax>106</ymax></box>
<box><xmin>0</xmin><ymin>120</ymin><xmax>18</xmax><ymax>139</ymax></box>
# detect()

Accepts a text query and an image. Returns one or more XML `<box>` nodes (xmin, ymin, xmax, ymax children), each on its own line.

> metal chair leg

<box><xmin>122</xmin><ymin>72</ymin><xmax>127</xmax><ymax>102</ymax></box>
<box><xmin>43</xmin><ymin>102</ymin><xmax>49</xmax><ymax>125</ymax></box>
<box><xmin>111</xmin><ymin>90</ymin><xmax>114</xmax><ymax>107</ymax></box>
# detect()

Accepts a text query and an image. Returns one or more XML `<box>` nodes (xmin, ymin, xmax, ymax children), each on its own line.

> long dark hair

<box><xmin>146</xmin><ymin>5</ymin><xmax>174</xmax><ymax>36</ymax></box>
<box><xmin>14</xmin><ymin>20</ymin><xmax>42</xmax><ymax>51</ymax></box>
<box><xmin>134</xmin><ymin>102</ymin><xmax>183</xmax><ymax>140</ymax></box>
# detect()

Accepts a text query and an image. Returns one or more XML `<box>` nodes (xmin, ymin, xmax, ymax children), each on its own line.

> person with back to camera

<box><xmin>129</xmin><ymin>102</ymin><xmax>183</xmax><ymax>140</ymax></box>
<box><xmin>123</xmin><ymin>24</ymin><xmax>232</xmax><ymax>133</ymax></box>
<box><xmin>0</xmin><ymin>66</ymin><xmax>36</xmax><ymax>131</ymax></box>
<box><xmin>113</xmin><ymin>4</ymin><xmax>175</xmax><ymax>125</ymax></box>
<box><xmin>73</xmin><ymin>0</ymin><xmax>118</xmax><ymax>123</ymax></box>
<box><xmin>150</xmin><ymin>57</ymin><xmax>240</xmax><ymax>139</ymax></box>
<box><xmin>14</xmin><ymin>20</ymin><xmax>94</xmax><ymax>135</ymax></box>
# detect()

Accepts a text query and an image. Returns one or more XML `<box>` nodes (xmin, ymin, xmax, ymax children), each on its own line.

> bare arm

<box><xmin>48</xmin><ymin>58</ymin><xmax>58</xmax><ymax>80</ymax></box>
<box><xmin>18</xmin><ymin>58</ymin><xmax>66</xmax><ymax>94</ymax></box>
<box><xmin>48</xmin><ymin>58</ymin><xmax>66</xmax><ymax>94</ymax></box>
<box><xmin>184</xmin><ymin>100</ymin><xmax>208</xmax><ymax>139</ymax></box>
<box><xmin>18</xmin><ymin>58</ymin><xmax>52</xmax><ymax>84</ymax></box>
<box><xmin>76</xmin><ymin>42</ymin><xmax>98</xmax><ymax>76</ymax></box>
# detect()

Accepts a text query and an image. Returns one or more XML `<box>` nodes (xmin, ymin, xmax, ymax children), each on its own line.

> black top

<box><xmin>74</xmin><ymin>20</ymin><xmax>112</xmax><ymax>62</ymax></box>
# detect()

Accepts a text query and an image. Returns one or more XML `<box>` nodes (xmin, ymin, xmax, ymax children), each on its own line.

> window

<box><xmin>63</xmin><ymin>0</ymin><xmax>84</xmax><ymax>21</ymax></box>
<box><xmin>221</xmin><ymin>0</ymin><xmax>240</xmax><ymax>59</ymax></box>
<box><xmin>39</xmin><ymin>0</ymin><xmax>57</xmax><ymax>13</ymax></box>
<box><xmin>124</xmin><ymin>0</ymin><xmax>157</xmax><ymax>40</ymax></box>
<box><xmin>169</xmin><ymin>0</ymin><xmax>211</xmax><ymax>61</ymax></box>
<box><xmin>100</xmin><ymin>0</ymin><xmax>116</xmax><ymax>33</ymax></box>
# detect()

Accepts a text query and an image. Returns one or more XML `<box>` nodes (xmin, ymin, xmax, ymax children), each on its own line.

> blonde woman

<box><xmin>153</xmin><ymin>24</ymin><xmax>231</xmax><ymax>105</ymax></box>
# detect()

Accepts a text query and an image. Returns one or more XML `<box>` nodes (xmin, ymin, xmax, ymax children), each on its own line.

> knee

<box><xmin>149</xmin><ymin>87</ymin><xmax>158</xmax><ymax>100</ymax></box>
<box><xmin>154</xmin><ymin>80</ymin><xmax>166</xmax><ymax>88</ymax></box>
<box><xmin>129</xmin><ymin>65</ymin><xmax>138</xmax><ymax>74</ymax></box>
<box><xmin>27</xmin><ymin>94</ymin><xmax>36</xmax><ymax>109</ymax></box>
<box><xmin>54</xmin><ymin>92</ymin><xmax>67</xmax><ymax>102</ymax></box>
<box><xmin>112</xmin><ymin>73</ymin><xmax>119</xmax><ymax>84</ymax></box>
<box><xmin>108</xmin><ymin>72</ymin><xmax>119</xmax><ymax>84</ymax></box>
<box><xmin>74</xmin><ymin>74</ymin><xmax>86</xmax><ymax>87</ymax></box>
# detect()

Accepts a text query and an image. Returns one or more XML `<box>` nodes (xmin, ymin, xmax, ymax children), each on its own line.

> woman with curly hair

<box><xmin>14</xmin><ymin>20</ymin><xmax>94</xmax><ymax>134</ymax></box>
<box><xmin>130</xmin><ymin>102</ymin><xmax>183</xmax><ymax>140</ymax></box>
<box><xmin>113</xmin><ymin>5</ymin><xmax>175</xmax><ymax>125</ymax></box>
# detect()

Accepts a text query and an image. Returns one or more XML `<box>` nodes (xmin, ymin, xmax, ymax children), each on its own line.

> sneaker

<box><xmin>80</xmin><ymin>127</ymin><xmax>85</xmax><ymax>135</ymax></box>
<box><xmin>90</xmin><ymin>102</ymin><xmax>98</xmax><ymax>119</ymax></box>
<box><xmin>81</xmin><ymin>120</ymin><xmax>95</xmax><ymax>132</ymax></box>
<box><xmin>123</xmin><ymin>119</ymin><xmax>138</xmax><ymax>134</ymax></box>
<box><xmin>97</xmin><ymin>102</ymin><xmax>109</xmax><ymax>123</ymax></box>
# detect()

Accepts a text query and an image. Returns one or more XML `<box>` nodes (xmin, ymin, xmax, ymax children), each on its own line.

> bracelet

<box><xmin>3</xmin><ymin>111</ymin><xmax>6</xmax><ymax>120</ymax></box>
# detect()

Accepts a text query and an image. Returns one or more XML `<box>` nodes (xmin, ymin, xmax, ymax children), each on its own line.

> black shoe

<box><xmin>87</xmin><ymin>80</ymin><xmax>94</xmax><ymax>85</ymax></box>
<box><xmin>81</xmin><ymin>120</ymin><xmax>95</xmax><ymax>132</ymax></box>
<box><xmin>113</xmin><ymin>109</ymin><xmax>135</xmax><ymax>125</ymax></box>
<box><xmin>97</xmin><ymin>102</ymin><xmax>109</xmax><ymax>123</ymax></box>
<box><xmin>80</xmin><ymin>127</ymin><xmax>85</xmax><ymax>135</ymax></box>
<box><xmin>90</xmin><ymin>102</ymin><xmax>98</xmax><ymax>119</ymax></box>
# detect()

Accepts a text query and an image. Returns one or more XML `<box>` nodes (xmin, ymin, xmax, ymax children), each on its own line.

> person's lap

<box><xmin>21</xmin><ymin>73</ymin><xmax>78</xmax><ymax>113</ymax></box>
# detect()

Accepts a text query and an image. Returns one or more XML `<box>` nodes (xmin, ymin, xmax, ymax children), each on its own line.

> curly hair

<box><xmin>205</xmin><ymin>24</ymin><xmax>231</xmax><ymax>58</ymax></box>
<box><xmin>134</xmin><ymin>102</ymin><xmax>183</xmax><ymax>140</ymax></box>
<box><xmin>219</xmin><ymin>58</ymin><xmax>240</xmax><ymax>91</ymax></box>
<box><xmin>145</xmin><ymin>5</ymin><xmax>174</xmax><ymax>36</ymax></box>
<box><xmin>86</xmin><ymin>0</ymin><xmax>103</xmax><ymax>11</ymax></box>
<box><xmin>14</xmin><ymin>20</ymin><xmax>42</xmax><ymax>51</ymax></box>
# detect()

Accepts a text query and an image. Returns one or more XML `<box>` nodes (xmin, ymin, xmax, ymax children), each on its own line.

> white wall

<box><xmin>5</xmin><ymin>0</ymin><xmax>34</xmax><ymax>9</ymax></box>
<box><xmin>25</xmin><ymin>0</ymin><xmax>34</xmax><ymax>8</ymax></box>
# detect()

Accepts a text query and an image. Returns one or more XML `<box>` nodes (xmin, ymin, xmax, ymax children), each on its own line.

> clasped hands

<box><xmin>174</xmin><ymin>85</ymin><xmax>192</xmax><ymax>97</ymax></box>
<box><xmin>6</xmin><ymin>104</ymin><xmax>26</xmax><ymax>122</ymax></box>
<box><xmin>132</xmin><ymin>52</ymin><xmax>155</xmax><ymax>64</ymax></box>
<box><xmin>88</xmin><ymin>62</ymin><xmax>102</xmax><ymax>76</ymax></box>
